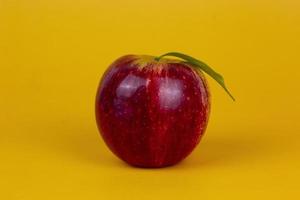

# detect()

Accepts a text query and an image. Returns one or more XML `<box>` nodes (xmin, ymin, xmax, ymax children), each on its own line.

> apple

<box><xmin>95</xmin><ymin>52</ymin><xmax>233</xmax><ymax>168</ymax></box>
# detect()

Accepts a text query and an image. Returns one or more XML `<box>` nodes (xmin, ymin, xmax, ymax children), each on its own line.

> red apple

<box><xmin>95</xmin><ymin>52</ymin><xmax>233</xmax><ymax>168</ymax></box>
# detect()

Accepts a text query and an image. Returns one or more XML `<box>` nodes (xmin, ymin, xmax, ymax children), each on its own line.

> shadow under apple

<box><xmin>175</xmin><ymin>132</ymin><xmax>268</xmax><ymax>169</ymax></box>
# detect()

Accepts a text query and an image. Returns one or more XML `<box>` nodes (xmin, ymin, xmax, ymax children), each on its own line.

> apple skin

<box><xmin>95</xmin><ymin>55</ymin><xmax>210</xmax><ymax>168</ymax></box>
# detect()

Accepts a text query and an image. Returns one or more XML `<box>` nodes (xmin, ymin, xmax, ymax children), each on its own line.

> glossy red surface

<box><xmin>95</xmin><ymin>55</ymin><xmax>210</xmax><ymax>167</ymax></box>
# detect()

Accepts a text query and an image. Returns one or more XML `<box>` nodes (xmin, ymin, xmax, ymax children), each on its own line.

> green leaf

<box><xmin>156</xmin><ymin>52</ymin><xmax>235</xmax><ymax>101</ymax></box>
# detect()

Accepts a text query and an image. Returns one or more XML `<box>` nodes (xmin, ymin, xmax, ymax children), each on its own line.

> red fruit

<box><xmin>95</xmin><ymin>53</ymin><xmax>233</xmax><ymax>168</ymax></box>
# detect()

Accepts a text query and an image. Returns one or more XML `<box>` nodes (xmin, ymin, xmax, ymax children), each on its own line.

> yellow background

<box><xmin>1</xmin><ymin>0</ymin><xmax>300</xmax><ymax>199</ymax></box>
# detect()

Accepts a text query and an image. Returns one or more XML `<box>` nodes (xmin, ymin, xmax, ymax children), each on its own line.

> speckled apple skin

<box><xmin>95</xmin><ymin>55</ymin><xmax>210</xmax><ymax>168</ymax></box>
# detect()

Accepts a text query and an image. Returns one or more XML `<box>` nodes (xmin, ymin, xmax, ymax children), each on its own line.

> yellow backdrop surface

<box><xmin>1</xmin><ymin>0</ymin><xmax>300</xmax><ymax>199</ymax></box>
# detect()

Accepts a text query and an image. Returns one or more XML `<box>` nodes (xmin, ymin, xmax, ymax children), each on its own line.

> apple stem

<box><xmin>154</xmin><ymin>56</ymin><xmax>162</xmax><ymax>61</ymax></box>
<box><xmin>155</xmin><ymin>52</ymin><xmax>235</xmax><ymax>101</ymax></box>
